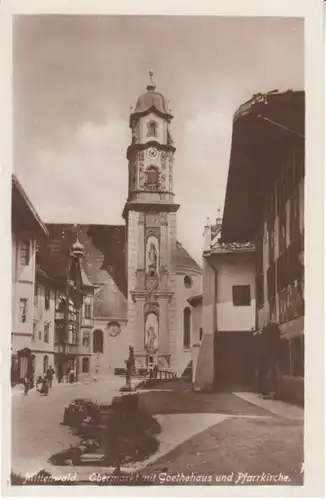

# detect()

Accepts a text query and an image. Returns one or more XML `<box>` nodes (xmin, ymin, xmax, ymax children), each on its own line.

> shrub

<box><xmin>101</xmin><ymin>393</ymin><xmax>161</xmax><ymax>473</ymax></box>
<box><xmin>49</xmin><ymin>446</ymin><xmax>82</xmax><ymax>466</ymax></box>
<box><xmin>62</xmin><ymin>399</ymin><xmax>101</xmax><ymax>427</ymax></box>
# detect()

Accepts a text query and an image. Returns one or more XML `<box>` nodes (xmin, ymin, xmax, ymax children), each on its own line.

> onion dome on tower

<box><xmin>130</xmin><ymin>72</ymin><xmax>173</xmax><ymax>126</ymax></box>
<box><xmin>71</xmin><ymin>237</ymin><xmax>84</xmax><ymax>258</ymax></box>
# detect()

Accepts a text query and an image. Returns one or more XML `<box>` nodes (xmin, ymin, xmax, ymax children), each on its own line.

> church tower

<box><xmin>123</xmin><ymin>73</ymin><xmax>179</xmax><ymax>370</ymax></box>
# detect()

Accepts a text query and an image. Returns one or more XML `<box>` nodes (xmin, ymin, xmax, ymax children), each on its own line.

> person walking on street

<box><xmin>40</xmin><ymin>373</ymin><xmax>49</xmax><ymax>396</ymax></box>
<box><xmin>36</xmin><ymin>376</ymin><xmax>42</xmax><ymax>393</ymax></box>
<box><xmin>68</xmin><ymin>368</ymin><xmax>75</xmax><ymax>384</ymax></box>
<box><xmin>23</xmin><ymin>376</ymin><xmax>30</xmax><ymax>395</ymax></box>
<box><xmin>57</xmin><ymin>365</ymin><xmax>63</xmax><ymax>384</ymax></box>
<box><xmin>46</xmin><ymin>366</ymin><xmax>55</xmax><ymax>388</ymax></box>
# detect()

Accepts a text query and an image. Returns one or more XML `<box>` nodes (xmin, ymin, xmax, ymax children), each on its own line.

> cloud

<box><xmin>13</xmin><ymin>16</ymin><xmax>304</xmax><ymax>263</ymax></box>
<box><xmin>18</xmin><ymin>118</ymin><xmax>129</xmax><ymax>224</ymax></box>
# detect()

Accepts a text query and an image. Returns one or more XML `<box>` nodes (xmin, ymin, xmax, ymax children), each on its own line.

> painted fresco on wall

<box><xmin>145</xmin><ymin>312</ymin><xmax>159</xmax><ymax>352</ymax></box>
<box><xmin>146</xmin><ymin>235</ymin><xmax>159</xmax><ymax>277</ymax></box>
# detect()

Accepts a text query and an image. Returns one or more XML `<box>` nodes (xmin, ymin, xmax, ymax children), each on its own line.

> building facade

<box><xmin>11</xmin><ymin>175</ymin><xmax>49</xmax><ymax>385</ymax></box>
<box><xmin>32</xmin><ymin>268</ymin><xmax>57</xmax><ymax>377</ymax></box>
<box><xmin>194</xmin><ymin>217</ymin><xmax>256</xmax><ymax>391</ymax></box>
<box><xmin>221</xmin><ymin>90</ymin><xmax>304</xmax><ymax>403</ymax></box>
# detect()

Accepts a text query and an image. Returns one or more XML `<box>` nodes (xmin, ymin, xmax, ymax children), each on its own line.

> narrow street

<box><xmin>11</xmin><ymin>376</ymin><xmax>124</xmax><ymax>474</ymax></box>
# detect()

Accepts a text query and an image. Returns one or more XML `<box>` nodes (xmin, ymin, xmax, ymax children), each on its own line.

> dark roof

<box><xmin>130</xmin><ymin>81</ymin><xmax>172</xmax><ymax>126</ymax></box>
<box><xmin>222</xmin><ymin>90</ymin><xmax>305</xmax><ymax>242</ymax></box>
<box><xmin>173</xmin><ymin>241</ymin><xmax>202</xmax><ymax>274</ymax></box>
<box><xmin>38</xmin><ymin>224</ymin><xmax>127</xmax><ymax>298</ymax></box>
<box><xmin>93</xmin><ymin>281</ymin><xmax>127</xmax><ymax>319</ymax></box>
<box><xmin>36</xmin><ymin>267</ymin><xmax>55</xmax><ymax>282</ymax></box>
<box><xmin>12</xmin><ymin>175</ymin><xmax>49</xmax><ymax>239</ymax></box>
<box><xmin>134</xmin><ymin>91</ymin><xmax>170</xmax><ymax>115</ymax></box>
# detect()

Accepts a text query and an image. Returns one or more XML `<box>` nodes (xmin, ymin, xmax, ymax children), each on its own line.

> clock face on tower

<box><xmin>107</xmin><ymin>321</ymin><xmax>121</xmax><ymax>337</ymax></box>
<box><xmin>146</xmin><ymin>147</ymin><xmax>158</xmax><ymax>160</ymax></box>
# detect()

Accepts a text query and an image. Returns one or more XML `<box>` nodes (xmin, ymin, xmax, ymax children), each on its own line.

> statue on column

<box><xmin>147</xmin><ymin>242</ymin><xmax>158</xmax><ymax>277</ymax></box>
<box><xmin>121</xmin><ymin>346</ymin><xmax>136</xmax><ymax>392</ymax></box>
<box><xmin>145</xmin><ymin>325</ymin><xmax>158</xmax><ymax>352</ymax></box>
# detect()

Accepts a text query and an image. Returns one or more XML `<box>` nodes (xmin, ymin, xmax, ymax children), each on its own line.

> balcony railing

<box><xmin>54</xmin><ymin>344</ymin><xmax>79</xmax><ymax>355</ymax></box>
<box><xmin>80</xmin><ymin>317</ymin><xmax>94</xmax><ymax>327</ymax></box>
<box><xmin>55</xmin><ymin>311</ymin><xmax>64</xmax><ymax>321</ymax></box>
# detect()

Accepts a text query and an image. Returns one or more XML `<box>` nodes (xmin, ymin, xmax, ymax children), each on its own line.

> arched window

<box><xmin>147</xmin><ymin>120</ymin><xmax>158</xmax><ymax>137</ymax></box>
<box><xmin>93</xmin><ymin>329</ymin><xmax>104</xmax><ymax>353</ymax></box>
<box><xmin>183</xmin><ymin>308</ymin><xmax>191</xmax><ymax>349</ymax></box>
<box><xmin>43</xmin><ymin>355</ymin><xmax>48</xmax><ymax>374</ymax></box>
<box><xmin>145</xmin><ymin>166</ymin><xmax>159</xmax><ymax>187</ymax></box>
<box><xmin>82</xmin><ymin>357</ymin><xmax>89</xmax><ymax>373</ymax></box>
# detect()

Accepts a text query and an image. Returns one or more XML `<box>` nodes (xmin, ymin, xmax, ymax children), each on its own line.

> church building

<box><xmin>39</xmin><ymin>74</ymin><xmax>202</xmax><ymax>379</ymax></box>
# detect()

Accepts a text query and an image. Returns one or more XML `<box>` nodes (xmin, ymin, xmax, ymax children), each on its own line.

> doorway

<box><xmin>214</xmin><ymin>331</ymin><xmax>255</xmax><ymax>391</ymax></box>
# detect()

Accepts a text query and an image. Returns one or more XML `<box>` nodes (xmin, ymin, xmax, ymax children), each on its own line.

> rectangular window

<box><xmin>44</xmin><ymin>323</ymin><xmax>50</xmax><ymax>343</ymax></box>
<box><xmin>45</xmin><ymin>288</ymin><xmax>50</xmax><ymax>310</ymax></box>
<box><xmin>19</xmin><ymin>299</ymin><xmax>28</xmax><ymax>323</ymax></box>
<box><xmin>84</xmin><ymin>303</ymin><xmax>92</xmax><ymax>319</ymax></box>
<box><xmin>20</xmin><ymin>241</ymin><xmax>30</xmax><ymax>266</ymax></box>
<box><xmin>38</xmin><ymin>330</ymin><xmax>42</xmax><ymax>340</ymax></box>
<box><xmin>72</xmin><ymin>325</ymin><xmax>77</xmax><ymax>345</ymax></box>
<box><xmin>82</xmin><ymin>332</ymin><xmax>90</xmax><ymax>348</ymax></box>
<box><xmin>34</xmin><ymin>283</ymin><xmax>38</xmax><ymax>307</ymax></box>
<box><xmin>32</xmin><ymin>322</ymin><xmax>36</xmax><ymax>341</ymax></box>
<box><xmin>232</xmin><ymin>285</ymin><xmax>251</xmax><ymax>306</ymax></box>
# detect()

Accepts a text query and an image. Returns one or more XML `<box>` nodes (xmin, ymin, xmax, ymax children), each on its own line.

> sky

<box><xmin>13</xmin><ymin>15</ymin><xmax>304</xmax><ymax>263</ymax></box>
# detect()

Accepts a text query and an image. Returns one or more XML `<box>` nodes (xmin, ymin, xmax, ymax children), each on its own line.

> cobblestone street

<box><xmin>11</xmin><ymin>376</ymin><xmax>304</xmax><ymax>486</ymax></box>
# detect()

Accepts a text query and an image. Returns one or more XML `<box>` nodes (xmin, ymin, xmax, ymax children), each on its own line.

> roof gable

<box><xmin>173</xmin><ymin>241</ymin><xmax>202</xmax><ymax>274</ymax></box>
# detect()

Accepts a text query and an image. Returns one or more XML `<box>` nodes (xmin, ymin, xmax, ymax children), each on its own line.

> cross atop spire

<box><xmin>72</xmin><ymin>224</ymin><xmax>80</xmax><ymax>240</ymax></box>
<box><xmin>147</xmin><ymin>70</ymin><xmax>156</xmax><ymax>91</ymax></box>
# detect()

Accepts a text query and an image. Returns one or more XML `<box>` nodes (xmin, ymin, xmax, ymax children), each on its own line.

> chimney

<box><xmin>203</xmin><ymin>217</ymin><xmax>212</xmax><ymax>252</ymax></box>
<box><xmin>216</xmin><ymin>208</ymin><xmax>223</xmax><ymax>231</ymax></box>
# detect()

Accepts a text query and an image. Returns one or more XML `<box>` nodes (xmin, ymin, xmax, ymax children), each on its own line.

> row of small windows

<box><xmin>32</xmin><ymin>321</ymin><xmax>50</xmax><ymax>343</ymax></box>
<box><xmin>19</xmin><ymin>297</ymin><xmax>51</xmax><ymax>326</ymax></box>
<box><xmin>34</xmin><ymin>285</ymin><xmax>51</xmax><ymax>310</ymax></box>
